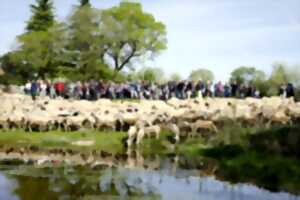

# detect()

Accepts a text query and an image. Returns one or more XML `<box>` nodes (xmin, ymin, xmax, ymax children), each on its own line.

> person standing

<box><xmin>286</xmin><ymin>83</ymin><xmax>295</xmax><ymax>98</ymax></box>
<box><xmin>230</xmin><ymin>80</ymin><xmax>238</xmax><ymax>97</ymax></box>
<box><xmin>224</xmin><ymin>83</ymin><xmax>231</xmax><ymax>97</ymax></box>
<box><xmin>39</xmin><ymin>80</ymin><xmax>47</xmax><ymax>97</ymax></box>
<box><xmin>279</xmin><ymin>84</ymin><xmax>287</xmax><ymax>98</ymax></box>
<box><xmin>25</xmin><ymin>81</ymin><xmax>31</xmax><ymax>95</ymax></box>
<box><xmin>30</xmin><ymin>80</ymin><xmax>39</xmax><ymax>100</ymax></box>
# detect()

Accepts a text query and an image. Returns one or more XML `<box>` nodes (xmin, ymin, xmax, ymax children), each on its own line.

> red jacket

<box><xmin>55</xmin><ymin>82</ymin><xmax>65</xmax><ymax>92</ymax></box>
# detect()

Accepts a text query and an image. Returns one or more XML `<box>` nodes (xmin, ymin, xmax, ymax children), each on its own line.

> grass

<box><xmin>0</xmin><ymin>130</ymin><xmax>127</xmax><ymax>154</ymax></box>
<box><xmin>0</xmin><ymin>129</ymin><xmax>215</xmax><ymax>159</ymax></box>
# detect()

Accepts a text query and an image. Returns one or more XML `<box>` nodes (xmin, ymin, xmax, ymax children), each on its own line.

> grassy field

<box><xmin>0</xmin><ymin>130</ymin><xmax>127</xmax><ymax>154</ymax></box>
<box><xmin>0</xmin><ymin>129</ymin><xmax>209</xmax><ymax>157</ymax></box>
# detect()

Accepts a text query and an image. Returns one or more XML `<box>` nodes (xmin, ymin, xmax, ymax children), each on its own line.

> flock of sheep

<box><xmin>1</xmin><ymin>92</ymin><xmax>300</xmax><ymax>147</ymax></box>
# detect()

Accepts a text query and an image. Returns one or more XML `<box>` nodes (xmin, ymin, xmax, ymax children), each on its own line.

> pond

<box><xmin>0</xmin><ymin>162</ymin><xmax>299</xmax><ymax>200</ymax></box>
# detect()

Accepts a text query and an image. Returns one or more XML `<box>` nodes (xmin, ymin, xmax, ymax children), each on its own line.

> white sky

<box><xmin>1</xmin><ymin>0</ymin><xmax>300</xmax><ymax>81</ymax></box>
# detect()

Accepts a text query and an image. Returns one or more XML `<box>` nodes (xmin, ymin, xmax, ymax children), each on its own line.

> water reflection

<box><xmin>0</xmin><ymin>164</ymin><xmax>299</xmax><ymax>200</ymax></box>
<box><xmin>0</xmin><ymin>174</ymin><xmax>18</xmax><ymax>200</ymax></box>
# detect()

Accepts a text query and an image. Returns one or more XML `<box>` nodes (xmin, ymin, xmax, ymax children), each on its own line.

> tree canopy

<box><xmin>230</xmin><ymin>66</ymin><xmax>266</xmax><ymax>84</ymax></box>
<box><xmin>169</xmin><ymin>73</ymin><xmax>182</xmax><ymax>82</ymax></box>
<box><xmin>26</xmin><ymin>0</ymin><xmax>55</xmax><ymax>32</ymax></box>
<box><xmin>101</xmin><ymin>2</ymin><xmax>167</xmax><ymax>72</ymax></box>
<box><xmin>127</xmin><ymin>67</ymin><xmax>165</xmax><ymax>83</ymax></box>
<box><xmin>0</xmin><ymin>1</ymin><xmax>167</xmax><ymax>83</ymax></box>
<box><xmin>189</xmin><ymin>68</ymin><xmax>214</xmax><ymax>82</ymax></box>
<box><xmin>80</xmin><ymin>0</ymin><xmax>91</xmax><ymax>7</ymax></box>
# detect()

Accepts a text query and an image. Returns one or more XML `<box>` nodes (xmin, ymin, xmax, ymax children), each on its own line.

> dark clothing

<box><xmin>30</xmin><ymin>82</ymin><xmax>38</xmax><ymax>100</ymax></box>
<box><xmin>286</xmin><ymin>83</ymin><xmax>295</xmax><ymax>98</ymax></box>
<box><xmin>224</xmin><ymin>85</ymin><xmax>231</xmax><ymax>97</ymax></box>
<box><xmin>231</xmin><ymin>83</ymin><xmax>238</xmax><ymax>97</ymax></box>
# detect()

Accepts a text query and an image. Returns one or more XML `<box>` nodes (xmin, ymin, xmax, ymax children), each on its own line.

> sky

<box><xmin>0</xmin><ymin>0</ymin><xmax>300</xmax><ymax>81</ymax></box>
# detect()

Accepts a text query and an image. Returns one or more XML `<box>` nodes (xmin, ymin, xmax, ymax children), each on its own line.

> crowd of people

<box><xmin>22</xmin><ymin>79</ymin><xmax>296</xmax><ymax>101</ymax></box>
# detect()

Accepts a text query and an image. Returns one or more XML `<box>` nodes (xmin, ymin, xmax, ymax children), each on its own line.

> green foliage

<box><xmin>80</xmin><ymin>0</ymin><xmax>91</xmax><ymax>7</ymax></box>
<box><xmin>101</xmin><ymin>2</ymin><xmax>167</xmax><ymax>72</ymax></box>
<box><xmin>26</xmin><ymin>0</ymin><xmax>55</xmax><ymax>32</ymax></box>
<box><xmin>139</xmin><ymin>67</ymin><xmax>165</xmax><ymax>83</ymax></box>
<box><xmin>127</xmin><ymin>67</ymin><xmax>166</xmax><ymax>83</ymax></box>
<box><xmin>169</xmin><ymin>73</ymin><xmax>182</xmax><ymax>81</ymax></box>
<box><xmin>266</xmin><ymin>62</ymin><xmax>298</xmax><ymax>96</ymax></box>
<box><xmin>230</xmin><ymin>66</ymin><xmax>266</xmax><ymax>85</ymax></box>
<box><xmin>249</xmin><ymin>125</ymin><xmax>300</xmax><ymax>157</ymax></box>
<box><xmin>189</xmin><ymin>68</ymin><xmax>214</xmax><ymax>82</ymax></box>
<box><xmin>63</xmin><ymin>5</ymin><xmax>115</xmax><ymax>80</ymax></box>
<box><xmin>1</xmin><ymin>23</ymin><xmax>68</xmax><ymax>82</ymax></box>
<box><xmin>269</xmin><ymin>63</ymin><xmax>289</xmax><ymax>85</ymax></box>
<box><xmin>201</xmin><ymin>124</ymin><xmax>300</xmax><ymax>194</ymax></box>
<box><xmin>217</xmin><ymin>151</ymin><xmax>300</xmax><ymax>194</ymax></box>
<box><xmin>230</xmin><ymin>66</ymin><xmax>269</xmax><ymax>95</ymax></box>
<box><xmin>1</xmin><ymin>1</ymin><xmax>167</xmax><ymax>83</ymax></box>
<box><xmin>0</xmin><ymin>52</ymin><xmax>30</xmax><ymax>84</ymax></box>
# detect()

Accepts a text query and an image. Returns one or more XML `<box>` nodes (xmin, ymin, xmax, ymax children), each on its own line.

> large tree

<box><xmin>169</xmin><ymin>73</ymin><xmax>182</xmax><ymax>82</ymax></box>
<box><xmin>189</xmin><ymin>68</ymin><xmax>214</xmax><ymax>82</ymax></box>
<box><xmin>1</xmin><ymin>0</ymin><xmax>168</xmax><ymax>83</ymax></box>
<box><xmin>137</xmin><ymin>67</ymin><xmax>165</xmax><ymax>83</ymax></box>
<box><xmin>5</xmin><ymin>24</ymin><xmax>67</xmax><ymax>80</ymax></box>
<box><xmin>101</xmin><ymin>2</ymin><xmax>167</xmax><ymax>73</ymax></box>
<box><xmin>26</xmin><ymin>0</ymin><xmax>55</xmax><ymax>32</ymax></box>
<box><xmin>63</xmin><ymin>2</ymin><xmax>113</xmax><ymax>80</ymax></box>
<box><xmin>230</xmin><ymin>66</ymin><xmax>266</xmax><ymax>84</ymax></box>
<box><xmin>80</xmin><ymin>0</ymin><xmax>91</xmax><ymax>7</ymax></box>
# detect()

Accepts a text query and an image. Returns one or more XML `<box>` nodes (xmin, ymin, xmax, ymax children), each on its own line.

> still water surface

<box><xmin>0</xmin><ymin>164</ymin><xmax>299</xmax><ymax>200</ymax></box>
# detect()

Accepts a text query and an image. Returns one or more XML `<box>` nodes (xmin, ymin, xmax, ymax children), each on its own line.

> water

<box><xmin>0</xmin><ymin>163</ymin><xmax>299</xmax><ymax>200</ymax></box>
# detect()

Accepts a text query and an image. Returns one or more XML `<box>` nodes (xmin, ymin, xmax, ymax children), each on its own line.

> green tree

<box><xmin>169</xmin><ymin>73</ymin><xmax>182</xmax><ymax>81</ymax></box>
<box><xmin>135</xmin><ymin>67</ymin><xmax>165</xmax><ymax>83</ymax></box>
<box><xmin>80</xmin><ymin>0</ymin><xmax>91</xmax><ymax>7</ymax></box>
<box><xmin>26</xmin><ymin>0</ymin><xmax>55</xmax><ymax>32</ymax></box>
<box><xmin>0</xmin><ymin>67</ymin><xmax>4</xmax><ymax>76</ymax></box>
<box><xmin>1</xmin><ymin>24</ymin><xmax>67</xmax><ymax>82</ymax></box>
<box><xmin>189</xmin><ymin>68</ymin><xmax>214</xmax><ymax>82</ymax></box>
<box><xmin>63</xmin><ymin>4</ymin><xmax>112</xmax><ymax>80</ymax></box>
<box><xmin>269</xmin><ymin>63</ymin><xmax>289</xmax><ymax>86</ymax></box>
<box><xmin>230</xmin><ymin>66</ymin><xmax>266</xmax><ymax>84</ymax></box>
<box><xmin>267</xmin><ymin>63</ymin><xmax>292</xmax><ymax>96</ymax></box>
<box><xmin>101</xmin><ymin>2</ymin><xmax>167</xmax><ymax>73</ymax></box>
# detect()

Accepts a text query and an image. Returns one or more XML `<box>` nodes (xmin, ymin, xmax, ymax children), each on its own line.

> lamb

<box><xmin>136</xmin><ymin>128</ymin><xmax>145</xmax><ymax>145</ymax></box>
<box><xmin>190</xmin><ymin>119</ymin><xmax>218</xmax><ymax>137</ymax></box>
<box><xmin>143</xmin><ymin>125</ymin><xmax>161</xmax><ymax>139</ymax></box>
<box><xmin>63</xmin><ymin>115</ymin><xmax>86</xmax><ymax>131</ymax></box>
<box><xmin>127</xmin><ymin>126</ymin><xmax>138</xmax><ymax>147</ymax></box>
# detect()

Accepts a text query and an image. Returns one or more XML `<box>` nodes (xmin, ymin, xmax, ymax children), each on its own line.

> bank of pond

<box><xmin>0</xmin><ymin>122</ymin><xmax>299</xmax><ymax>199</ymax></box>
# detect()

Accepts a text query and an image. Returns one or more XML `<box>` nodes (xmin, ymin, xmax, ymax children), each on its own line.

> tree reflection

<box><xmin>2</xmin><ymin>165</ymin><xmax>161</xmax><ymax>200</ymax></box>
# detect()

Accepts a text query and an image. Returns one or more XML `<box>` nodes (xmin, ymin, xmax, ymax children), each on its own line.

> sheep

<box><xmin>127</xmin><ymin>126</ymin><xmax>138</xmax><ymax>147</ymax></box>
<box><xmin>136</xmin><ymin>128</ymin><xmax>145</xmax><ymax>145</ymax></box>
<box><xmin>25</xmin><ymin>115</ymin><xmax>53</xmax><ymax>132</ymax></box>
<box><xmin>143</xmin><ymin>125</ymin><xmax>161</xmax><ymax>139</ymax></box>
<box><xmin>266</xmin><ymin>109</ymin><xmax>291</xmax><ymax>128</ymax></box>
<box><xmin>91</xmin><ymin>112</ymin><xmax>117</xmax><ymax>131</ymax></box>
<box><xmin>0</xmin><ymin>113</ymin><xmax>9</xmax><ymax>130</ymax></box>
<box><xmin>63</xmin><ymin>115</ymin><xmax>86</xmax><ymax>131</ymax></box>
<box><xmin>190</xmin><ymin>119</ymin><xmax>218</xmax><ymax>137</ymax></box>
